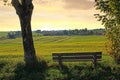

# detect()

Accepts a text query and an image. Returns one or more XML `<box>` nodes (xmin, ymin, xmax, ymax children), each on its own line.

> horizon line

<box><xmin>0</xmin><ymin>28</ymin><xmax>105</xmax><ymax>32</ymax></box>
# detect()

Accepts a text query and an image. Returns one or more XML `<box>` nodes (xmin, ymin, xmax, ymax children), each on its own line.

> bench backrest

<box><xmin>52</xmin><ymin>52</ymin><xmax>102</xmax><ymax>62</ymax></box>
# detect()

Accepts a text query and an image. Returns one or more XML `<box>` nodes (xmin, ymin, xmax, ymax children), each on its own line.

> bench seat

<box><xmin>52</xmin><ymin>52</ymin><xmax>102</xmax><ymax>68</ymax></box>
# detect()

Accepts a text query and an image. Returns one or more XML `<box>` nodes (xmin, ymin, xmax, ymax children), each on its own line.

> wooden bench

<box><xmin>52</xmin><ymin>52</ymin><xmax>102</xmax><ymax>68</ymax></box>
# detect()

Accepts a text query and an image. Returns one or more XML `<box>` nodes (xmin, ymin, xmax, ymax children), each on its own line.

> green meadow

<box><xmin>0</xmin><ymin>35</ymin><xmax>107</xmax><ymax>59</ymax></box>
<box><xmin>0</xmin><ymin>32</ymin><xmax>8</xmax><ymax>37</ymax></box>
<box><xmin>0</xmin><ymin>35</ymin><xmax>120</xmax><ymax>80</ymax></box>
<box><xmin>0</xmin><ymin>35</ymin><xmax>113</xmax><ymax>63</ymax></box>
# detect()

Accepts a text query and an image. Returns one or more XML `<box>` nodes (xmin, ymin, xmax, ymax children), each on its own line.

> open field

<box><xmin>0</xmin><ymin>35</ymin><xmax>120</xmax><ymax>80</ymax></box>
<box><xmin>0</xmin><ymin>36</ymin><xmax>106</xmax><ymax>55</ymax></box>
<box><xmin>0</xmin><ymin>32</ymin><xmax>8</xmax><ymax>37</ymax></box>
<box><xmin>0</xmin><ymin>35</ymin><xmax>112</xmax><ymax>63</ymax></box>
<box><xmin>0</xmin><ymin>35</ymin><xmax>106</xmax><ymax>55</ymax></box>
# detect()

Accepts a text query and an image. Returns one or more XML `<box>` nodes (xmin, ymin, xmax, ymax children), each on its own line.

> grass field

<box><xmin>0</xmin><ymin>35</ymin><xmax>112</xmax><ymax>63</ymax></box>
<box><xmin>0</xmin><ymin>35</ymin><xmax>106</xmax><ymax>55</ymax></box>
<box><xmin>0</xmin><ymin>35</ymin><xmax>120</xmax><ymax>80</ymax></box>
<box><xmin>0</xmin><ymin>32</ymin><xmax>8</xmax><ymax>37</ymax></box>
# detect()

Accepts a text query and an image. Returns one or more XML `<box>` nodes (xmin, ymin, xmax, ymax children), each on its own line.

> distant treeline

<box><xmin>36</xmin><ymin>28</ymin><xmax>105</xmax><ymax>36</ymax></box>
<box><xmin>7</xmin><ymin>31</ymin><xmax>21</xmax><ymax>39</ymax></box>
<box><xmin>7</xmin><ymin>28</ymin><xmax>105</xmax><ymax>39</ymax></box>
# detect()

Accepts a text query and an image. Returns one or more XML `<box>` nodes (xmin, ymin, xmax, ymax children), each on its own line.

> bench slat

<box><xmin>53</xmin><ymin>56</ymin><xmax>101</xmax><ymax>60</ymax></box>
<box><xmin>52</xmin><ymin>52</ymin><xmax>102</xmax><ymax>56</ymax></box>
<box><xmin>53</xmin><ymin>55</ymin><xmax>102</xmax><ymax>57</ymax></box>
<box><xmin>53</xmin><ymin>59</ymin><xmax>101</xmax><ymax>62</ymax></box>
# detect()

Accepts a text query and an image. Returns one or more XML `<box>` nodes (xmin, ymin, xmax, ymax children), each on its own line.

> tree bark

<box><xmin>12</xmin><ymin>0</ymin><xmax>37</xmax><ymax>65</ymax></box>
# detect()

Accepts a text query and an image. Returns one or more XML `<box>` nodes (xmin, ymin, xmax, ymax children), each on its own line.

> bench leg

<box><xmin>58</xmin><ymin>55</ymin><xmax>63</xmax><ymax>70</ymax></box>
<box><xmin>93</xmin><ymin>61</ymin><xmax>97</xmax><ymax>68</ymax></box>
<box><xmin>93</xmin><ymin>55</ymin><xmax>97</xmax><ymax>68</ymax></box>
<box><xmin>59</xmin><ymin>60</ymin><xmax>63</xmax><ymax>70</ymax></box>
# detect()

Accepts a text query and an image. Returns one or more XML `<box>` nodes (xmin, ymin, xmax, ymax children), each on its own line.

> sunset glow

<box><xmin>0</xmin><ymin>0</ymin><xmax>103</xmax><ymax>31</ymax></box>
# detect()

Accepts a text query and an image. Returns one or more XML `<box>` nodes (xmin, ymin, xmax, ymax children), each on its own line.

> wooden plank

<box><xmin>52</xmin><ymin>55</ymin><xmax>102</xmax><ymax>59</ymax></box>
<box><xmin>53</xmin><ymin>56</ymin><xmax>101</xmax><ymax>60</ymax></box>
<box><xmin>52</xmin><ymin>54</ymin><xmax>101</xmax><ymax>57</ymax></box>
<box><xmin>53</xmin><ymin>59</ymin><xmax>101</xmax><ymax>62</ymax></box>
<box><xmin>53</xmin><ymin>55</ymin><xmax>102</xmax><ymax>58</ymax></box>
<box><xmin>52</xmin><ymin>52</ymin><xmax>102</xmax><ymax>56</ymax></box>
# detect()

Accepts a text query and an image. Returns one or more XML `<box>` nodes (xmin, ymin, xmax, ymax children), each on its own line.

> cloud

<box><xmin>33</xmin><ymin>0</ymin><xmax>95</xmax><ymax>10</ymax></box>
<box><xmin>63</xmin><ymin>0</ymin><xmax>95</xmax><ymax>10</ymax></box>
<box><xmin>34</xmin><ymin>0</ymin><xmax>61</xmax><ymax>6</ymax></box>
<box><xmin>34</xmin><ymin>0</ymin><xmax>50</xmax><ymax>5</ymax></box>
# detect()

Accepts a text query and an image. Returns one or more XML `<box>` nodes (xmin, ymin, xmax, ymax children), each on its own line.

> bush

<box><xmin>0</xmin><ymin>59</ymin><xmax>120</xmax><ymax>80</ymax></box>
<box><xmin>46</xmin><ymin>69</ymin><xmax>67</xmax><ymax>80</ymax></box>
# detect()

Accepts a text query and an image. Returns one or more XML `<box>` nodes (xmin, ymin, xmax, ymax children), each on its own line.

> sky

<box><xmin>0</xmin><ymin>0</ymin><xmax>103</xmax><ymax>31</ymax></box>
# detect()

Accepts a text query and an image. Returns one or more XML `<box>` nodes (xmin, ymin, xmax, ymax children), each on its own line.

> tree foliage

<box><xmin>95</xmin><ymin>0</ymin><xmax>120</xmax><ymax>64</ymax></box>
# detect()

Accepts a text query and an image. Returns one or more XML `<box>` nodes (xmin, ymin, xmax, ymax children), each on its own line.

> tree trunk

<box><xmin>19</xmin><ymin>10</ymin><xmax>37</xmax><ymax>65</ymax></box>
<box><xmin>12</xmin><ymin>0</ymin><xmax>37</xmax><ymax>65</ymax></box>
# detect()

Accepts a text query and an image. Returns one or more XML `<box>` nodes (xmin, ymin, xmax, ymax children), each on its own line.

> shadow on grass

<box><xmin>0</xmin><ymin>58</ymin><xmax>120</xmax><ymax>80</ymax></box>
<box><xmin>0</xmin><ymin>62</ymin><xmax>6</xmax><ymax>72</ymax></box>
<box><xmin>47</xmin><ymin>63</ymin><xmax>120</xmax><ymax>80</ymax></box>
<box><xmin>14</xmin><ymin>59</ymin><xmax>48</xmax><ymax>80</ymax></box>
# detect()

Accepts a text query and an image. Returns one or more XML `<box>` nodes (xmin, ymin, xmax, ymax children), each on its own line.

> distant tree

<box><xmin>84</xmin><ymin>28</ymin><xmax>87</xmax><ymax>32</ymax></box>
<box><xmin>74</xmin><ymin>29</ymin><xmax>79</xmax><ymax>35</ymax></box>
<box><xmin>7</xmin><ymin>32</ymin><xmax>16</xmax><ymax>39</ymax></box>
<box><xmin>2</xmin><ymin>0</ymin><xmax>37</xmax><ymax>66</ymax></box>
<box><xmin>95</xmin><ymin>0</ymin><xmax>120</xmax><ymax>64</ymax></box>
<box><xmin>63</xmin><ymin>30</ymin><xmax>69</xmax><ymax>35</ymax></box>
<box><xmin>89</xmin><ymin>30</ymin><xmax>94</xmax><ymax>35</ymax></box>
<box><xmin>15</xmin><ymin>31</ymin><xmax>21</xmax><ymax>37</ymax></box>
<box><xmin>35</xmin><ymin>30</ymin><xmax>42</xmax><ymax>36</ymax></box>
